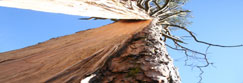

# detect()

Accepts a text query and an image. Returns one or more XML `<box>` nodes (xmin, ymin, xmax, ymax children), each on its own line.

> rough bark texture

<box><xmin>90</xmin><ymin>20</ymin><xmax>181</xmax><ymax>83</ymax></box>
<box><xmin>0</xmin><ymin>20</ymin><xmax>151</xmax><ymax>83</ymax></box>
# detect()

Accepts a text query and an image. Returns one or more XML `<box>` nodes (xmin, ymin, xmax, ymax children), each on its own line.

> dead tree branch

<box><xmin>165</xmin><ymin>24</ymin><xmax>243</xmax><ymax>47</ymax></box>
<box><xmin>153</xmin><ymin>0</ymin><xmax>161</xmax><ymax>9</ymax></box>
<box><xmin>144</xmin><ymin>0</ymin><xmax>152</xmax><ymax>13</ymax></box>
<box><xmin>158</xmin><ymin>10</ymin><xmax>191</xmax><ymax>20</ymax></box>
<box><xmin>162</xmin><ymin>23</ymin><xmax>242</xmax><ymax>83</ymax></box>
<box><xmin>151</xmin><ymin>0</ymin><xmax>171</xmax><ymax>16</ymax></box>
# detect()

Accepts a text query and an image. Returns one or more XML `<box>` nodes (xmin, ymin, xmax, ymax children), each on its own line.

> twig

<box><xmin>151</xmin><ymin>0</ymin><xmax>171</xmax><ymax>16</ymax></box>
<box><xmin>153</xmin><ymin>0</ymin><xmax>161</xmax><ymax>9</ymax></box>
<box><xmin>144</xmin><ymin>0</ymin><xmax>153</xmax><ymax>13</ymax></box>
<box><xmin>162</xmin><ymin>33</ymin><xmax>185</xmax><ymax>44</ymax></box>
<box><xmin>158</xmin><ymin>10</ymin><xmax>191</xmax><ymax>20</ymax></box>
<box><xmin>137</xmin><ymin>0</ymin><xmax>145</xmax><ymax>9</ymax></box>
<box><xmin>163</xmin><ymin>25</ymin><xmax>170</xmax><ymax>42</ymax></box>
<box><xmin>166</xmin><ymin>24</ymin><xmax>243</xmax><ymax>47</ymax></box>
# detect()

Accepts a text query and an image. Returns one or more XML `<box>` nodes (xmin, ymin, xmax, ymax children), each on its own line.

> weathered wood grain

<box><xmin>0</xmin><ymin>0</ymin><xmax>150</xmax><ymax>19</ymax></box>
<box><xmin>0</xmin><ymin>20</ymin><xmax>152</xmax><ymax>83</ymax></box>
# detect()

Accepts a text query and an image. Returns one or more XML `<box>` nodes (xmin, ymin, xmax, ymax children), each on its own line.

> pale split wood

<box><xmin>0</xmin><ymin>20</ymin><xmax>152</xmax><ymax>83</ymax></box>
<box><xmin>0</xmin><ymin>0</ymin><xmax>151</xmax><ymax>19</ymax></box>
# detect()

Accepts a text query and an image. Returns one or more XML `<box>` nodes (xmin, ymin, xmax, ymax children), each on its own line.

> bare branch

<box><xmin>144</xmin><ymin>0</ymin><xmax>153</xmax><ymax>13</ymax></box>
<box><xmin>197</xmin><ymin>67</ymin><xmax>204</xmax><ymax>83</ymax></box>
<box><xmin>165</xmin><ymin>24</ymin><xmax>243</xmax><ymax>47</ymax></box>
<box><xmin>166</xmin><ymin>40</ymin><xmax>212</xmax><ymax>83</ymax></box>
<box><xmin>164</xmin><ymin>23</ymin><xmax>240</xmax><ymax>82</ymax></box>
<box><xmin>151</xmin><ymin>0</ymin><xmax>171</xmax><ymax>16</ymax></box>
<box><xmin>162</xmin><ymin>33</ymin><xmax>185</xmax><ymax>44</ymax></box>
<box><xmin>152</xmin><ymin>0</ymin><xmax>161</xmax><ymax>9</ymax></box>
<box><xmin>79</xmin><ymin>17</ymin><xmax>94</xmax><ymax>20</ymax></box>
<box><xmin>158</xmin><ymin>10</ymin><xmax>191</xmax><ymax>20</ymax></box>
<box><xmin>163</xmin><ymin>25</ymin><xmax>170</xmax><ymax>42</ymax></box>
<box><xmin>137</xmin><ymin>0</ymin><xmax>145</xmax><ymax>9</ymax></box>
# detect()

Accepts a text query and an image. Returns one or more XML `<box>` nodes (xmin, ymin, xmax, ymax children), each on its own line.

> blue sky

<box><xmin>0</xmin><ymin>0</ymin><xmax>243</xmax><ymax>83</ymax></box>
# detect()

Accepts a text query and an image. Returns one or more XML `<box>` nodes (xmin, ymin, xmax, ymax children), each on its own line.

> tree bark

<box><xmin>90</xmin><ymin>19</ymin><xmax>181</xmax><ymax>83</ymax></box>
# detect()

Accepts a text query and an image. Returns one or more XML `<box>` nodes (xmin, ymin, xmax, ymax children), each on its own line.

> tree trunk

<box><xmin>0</xmin><ymin>20</ymin><xmax>180</xmax><ymax>83</ymax></box>
<box><xmin>90</xmin><ymin>19</ymin><xmax>181</xmax><ymax>83</ymax></box>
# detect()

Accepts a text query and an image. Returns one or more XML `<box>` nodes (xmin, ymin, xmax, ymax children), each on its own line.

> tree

<box><xmin>0</xmin><ymin>0</ymin><xmax>242</xmax><ymax>83</ymax></box>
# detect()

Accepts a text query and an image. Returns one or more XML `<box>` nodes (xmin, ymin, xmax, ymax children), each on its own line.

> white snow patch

<box><xmin>80</xmin><ymin>74</ymin><xmax>96</xmax><ymax>83</ymax></box>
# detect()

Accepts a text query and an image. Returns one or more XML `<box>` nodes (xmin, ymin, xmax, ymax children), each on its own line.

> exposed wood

<box><xmin>0</xmin><ymin>20</ymin><xmax>152</xmax><ymax>83</ymax></box>
<box><xmin>0</xmin><ymin>0</ymin><xmax>150</xmax><ymax>19</ymax></box>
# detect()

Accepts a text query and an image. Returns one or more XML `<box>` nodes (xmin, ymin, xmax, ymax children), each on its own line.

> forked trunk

<box><xmin>0</xmin><ymin>0</ymin><xmax>184</xmax><ymax>83</ymax></box>
<box><xmin>0</xmin><ymin>20</ymin><xmax>180</xmax><ymax>83</ymax></box>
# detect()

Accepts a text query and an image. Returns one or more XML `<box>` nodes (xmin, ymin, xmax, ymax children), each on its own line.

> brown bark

<box><xmin>90</xmin><ymin>20</ymin><xmax>181</xmax><ymax>83</ymax></box>
<box><xmin>0</xmin><ymin>20</ymin><xmax>151</xmax><ymax>83</ymax></box>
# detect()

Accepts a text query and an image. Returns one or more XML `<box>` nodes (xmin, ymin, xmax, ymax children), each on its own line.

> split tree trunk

<box><xmin>0</xmin><ymin>20</ymin><xmax>180</xmax><ymax>83</ymax></box>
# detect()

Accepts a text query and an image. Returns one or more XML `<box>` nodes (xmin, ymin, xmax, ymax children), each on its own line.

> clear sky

<box><xmin>0</xmin><ymin>0</ymin><xmax>243</xmax><ymax>83</ymax></box>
